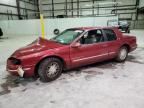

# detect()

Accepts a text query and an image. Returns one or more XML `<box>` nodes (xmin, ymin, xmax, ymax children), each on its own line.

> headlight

<box><xmin>9</xmin><ymin>57</ymin><xmax>21</xmax><ymax>65</ymax></box>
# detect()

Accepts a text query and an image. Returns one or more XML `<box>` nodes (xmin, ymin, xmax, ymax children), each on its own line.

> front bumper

<box><xmin>7</xmin><ymin>58</ymin><xmax>35</xmax><ymax>77</ymax></box>
<box><xmin>130</xmin><ymin>45</ymin><xmax>137</xmax><ymax>52</ymax></box>
<box><xmin>6</xmin><ymin>67</ymin><xmax>31</xmax><ymax>77</ymax></box>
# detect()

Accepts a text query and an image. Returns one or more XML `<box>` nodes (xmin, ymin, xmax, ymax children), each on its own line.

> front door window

<box><xmin>80</xmin><ymin>29</ymin><xmax>104</xmax><ymax>44</ymax></box>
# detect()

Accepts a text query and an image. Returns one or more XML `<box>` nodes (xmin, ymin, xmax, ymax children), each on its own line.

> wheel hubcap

<box><xmin>119</xmin><ymin>49</ymin><xmax>127</xmax><ymax>60</ymax></box>
<box><xmin>46</xmin><ymin>62</ymin><xmax>60</xmax><ymax>77</ymax></box>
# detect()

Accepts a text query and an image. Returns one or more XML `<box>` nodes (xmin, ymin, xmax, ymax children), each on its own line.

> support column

<box><xmin>39</xmin><ymin>0</ymin><xmax>45</xmax><ymax>39</ymax></box>
<box><xmin>16</xmin><ymin>0</ymin><xmax>22</xmax><ymax>20</ymax></box>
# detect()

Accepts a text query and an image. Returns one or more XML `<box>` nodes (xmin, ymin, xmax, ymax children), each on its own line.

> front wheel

<box><xmin>116</xmin><ymin>46</ymin><xmax>128</xmax><ymax>62</ymax></box>
<box><xmin>38</xmin><ymin>58</ymin><xmax>63</xmax><ymax>82</ymax></box>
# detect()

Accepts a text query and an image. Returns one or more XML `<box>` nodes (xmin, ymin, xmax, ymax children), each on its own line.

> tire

<box><xmin>38</xmin><ymin>58</ymin><xmax>63</xmax><ymax>82</ymax></box>
<box><xmin>53</xmin><ymin>29</ymin><xmax>60</xmax><ymax>35</ymax></box>
<box><xmin>126</xmin><ymin>28</ymin><xmax>130</xmax><ymax>33</ymax></box>
<box><xmin>127</xmin><ymin>29</ymin><xmax>130</xmax><ymax>33</ymax></box>
<box><xmin>116</xmin><ymin>46</ymin><xmax>128</xmax><ymax>62</ymax></box>
<box><xmin>0</xmin><ymin>28</ymin><xmax>3</xmax><ymax>37</ymax></box>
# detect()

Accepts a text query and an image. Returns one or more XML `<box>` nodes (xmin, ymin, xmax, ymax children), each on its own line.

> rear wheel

<box><xmin>116</xmin><ymin>46</ymin><xmax>128</xmax><ymax>62</ymax></box>
<box><xmin>38</xmin><ymin>58</ymin><xmax>63</xmax><ymax>82</ymax></box>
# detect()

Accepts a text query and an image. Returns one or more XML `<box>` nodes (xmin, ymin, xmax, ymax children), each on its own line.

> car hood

<box><xmin>11</xmin><ymin>37</ymin><xmax>64</xmax><ymax>57</ymax></box>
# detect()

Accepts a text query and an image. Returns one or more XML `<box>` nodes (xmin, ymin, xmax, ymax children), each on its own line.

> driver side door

<box><xmin>70</xmin><ymin>29</ymin><xmax>109</xmax><ymax>68</ymax></box>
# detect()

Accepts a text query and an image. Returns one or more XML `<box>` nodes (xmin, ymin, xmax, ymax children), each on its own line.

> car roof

<box><xmin>69</xmin><ymin>27</ymin><xmax>115</xmax><ymax>31</ymax></box>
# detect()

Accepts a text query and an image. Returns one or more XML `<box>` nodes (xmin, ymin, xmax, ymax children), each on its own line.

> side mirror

<box><xmin>71</xmin><ymin>42</ymin><xmax>81</xmax><ymax>48</ymax></box>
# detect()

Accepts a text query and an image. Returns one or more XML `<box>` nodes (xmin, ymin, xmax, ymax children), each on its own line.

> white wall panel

<box><xmin>0</xmin><ymin>16</ymin><xmax>118</xmax><ymax>39</ymax></box>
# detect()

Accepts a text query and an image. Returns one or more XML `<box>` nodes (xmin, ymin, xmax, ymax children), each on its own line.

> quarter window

<box><xmin>103</xmin><ymin>29</ymin><xmax>117</xmax><ymax>41</ymax></box>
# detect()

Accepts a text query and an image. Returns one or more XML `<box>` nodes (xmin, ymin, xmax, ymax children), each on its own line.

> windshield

<box><xmin>51</xmin><ymin>29</ymin><xmax>84</xmax><ymax>44</ymax></box>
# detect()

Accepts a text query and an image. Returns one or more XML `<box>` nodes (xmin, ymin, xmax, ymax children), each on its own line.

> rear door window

<box><xmin>103</xmin><ymin>29</ymin><xmax>117</xmax><ymax>41</ymax></box>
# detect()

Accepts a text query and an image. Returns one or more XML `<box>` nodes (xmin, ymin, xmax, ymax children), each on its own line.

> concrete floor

<box><xmin>0</xmin><ymin>29</ymin><xmax>144</xmax><ymax>108</ymax></box>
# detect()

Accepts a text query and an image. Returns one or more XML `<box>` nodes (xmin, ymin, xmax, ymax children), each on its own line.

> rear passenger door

<box><xmin>103</xmin><ymin>29</ymin><xmax>121</xmax><ymax>58</ymax></box>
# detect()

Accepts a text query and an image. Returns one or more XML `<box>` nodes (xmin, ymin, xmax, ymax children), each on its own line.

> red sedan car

<box><xmin>7</xmin><ymin>27</ymin><xmax>137</xmax><ymax>82</ymax></box>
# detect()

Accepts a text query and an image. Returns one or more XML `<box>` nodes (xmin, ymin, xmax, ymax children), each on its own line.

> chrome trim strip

<box><xmin>23</xmin><ymin>68</ymin><xmax>31</xmax><ymax>71</ymax></box>
<box><xmin>7</xmin><ymin>69</ymin><xmax>17</xmax><ymax>72</ymax></box>
<box><xmin>109</xmin><ymin>52</ymin><xmax>116</xmax><ymax>54</ymax></box>
<box><xmin>73</xmin><ymin>52</ymin><xmax>117</xmax><ymax>62</ymax></box>
<box><xmin>73</xmin><ymin>53</ymin><xmax>108</xmax><ymax>62</ymax></box>
<box><xmin>7</xmin><ymin>68</ymin><xmax>30</xmax><ymax>72</ymax></box>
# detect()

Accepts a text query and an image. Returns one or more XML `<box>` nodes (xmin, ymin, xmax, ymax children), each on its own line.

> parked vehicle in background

<box><xmin>118</xmin><ymin>21</ymin><xmax>130</xmax><ymax>33</ymax></box>
<box><xmin>0</xmin><ymin>28</ymin><xmax>3</xmax><ymax>38</ymax></box>
<box><xmin>7</xmin><ymin>27</ymin><xmax>137</xmax><ymax>82</ymax></box>
<box><xmin>107</xmin><ymin>20</ymin><xmax>130</xmax><ymax>33</ymax></box>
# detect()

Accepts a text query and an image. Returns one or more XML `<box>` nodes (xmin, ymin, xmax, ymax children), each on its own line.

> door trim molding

<box><xmin>73</xmin><ymin>53</ymin><xmax>107</xmax><ymax>62</ymax></box>
<box><xmin>72</xmin><ymin>52</ymin><xmax>116</xmax><ymax>62</ymax></box>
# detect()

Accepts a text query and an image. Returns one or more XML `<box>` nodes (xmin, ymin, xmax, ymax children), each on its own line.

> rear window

<box><xmin>103</xmin><ymin>29</ymin><xmax>117</xmax><ymax>41</ymax></box>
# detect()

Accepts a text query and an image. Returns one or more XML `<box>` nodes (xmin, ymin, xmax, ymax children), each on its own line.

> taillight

<box><xmin>9</xmin><ymin>57</ymin><xmax>21</xmax><ymax>65</ymax></box>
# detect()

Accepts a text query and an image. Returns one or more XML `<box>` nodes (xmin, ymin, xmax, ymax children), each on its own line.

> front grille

<box><xmin>9</xmin><ymin>57</ymin><xmax>21</xmax><ymax>65</ymax></box>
